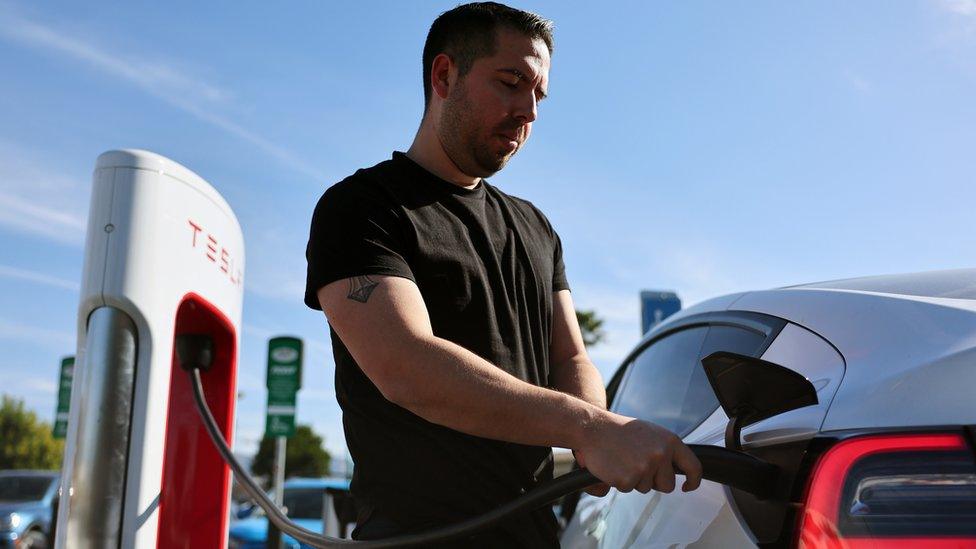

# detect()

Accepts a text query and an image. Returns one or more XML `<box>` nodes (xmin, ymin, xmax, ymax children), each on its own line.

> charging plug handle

<box><xmin>176</xmin><ymin>334</ymin><xmax>214</xmax><ymax>372</ymax></box>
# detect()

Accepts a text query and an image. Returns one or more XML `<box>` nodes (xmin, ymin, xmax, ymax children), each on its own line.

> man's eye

<box><xmin>500</xmin><ymin>81</ymin><xmax>518</xmax><ymax>89</ymax></box>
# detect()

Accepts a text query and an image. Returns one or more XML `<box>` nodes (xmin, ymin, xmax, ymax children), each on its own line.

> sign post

<box><xmin>265</xmin><ymin>337</ymin><xmax>302</xmax><ymax>437</ymax></box>
<box><xmin>265</xmin><ymin>337</ymin><xmax>302</xmax><ymax>549</ymax></box>
<box><xmin>53</xmin><ymin>357</ymin><xmax>74</xmax><ymax>439</ymax></box>
<box><xmin>640</xmin><ymin>290</ymin><xmax>681</xmax><ymax>334</ymax></box>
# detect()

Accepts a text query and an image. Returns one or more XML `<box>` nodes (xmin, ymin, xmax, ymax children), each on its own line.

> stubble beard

<box><xmin>439</xmin><ymin>80</ymin><xmax>516</xmax><ymax>179</ymax></box>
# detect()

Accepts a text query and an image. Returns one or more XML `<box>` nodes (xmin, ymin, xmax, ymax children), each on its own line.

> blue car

<box><xmin>0</xmin><ymin>470</ymin><xmax>59</xmax><ymax>549</ymax></box>
<box><xmin>228</xmin><ymin>477</ymin><xmax>351</xmax><ymax>549</ymax></box>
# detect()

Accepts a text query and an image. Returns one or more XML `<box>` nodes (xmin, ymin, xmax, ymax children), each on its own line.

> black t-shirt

<box><xmin>304</xmin><ymin>151</ymin><xmax>570</xmax><ymax>547</ymax></box>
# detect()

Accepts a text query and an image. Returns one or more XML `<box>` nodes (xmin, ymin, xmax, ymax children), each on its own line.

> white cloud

<box><xmin>232</xmin><ymin>426</ymin><xmax>265</xmax><ymax>456</ymax></box>
<box><xmin>0</xmin><ymin>264</ymin><xmax>80</xmax><ymax>291</ymax></box>
<box><xmin>936</xmin><ymin>0</ymin><xmax>976</xmax><ymax>37</ymax></box>
<box><xmin>570</xmin><ymin>282</ymin><xmax>642</xmax><ymax>374</ymax></box>
<box><xmin>656</xmin><ymin>244</ymin><xmax>745</xmax><ymax>307</ymax></box>
<box><xmin>845</xmin><ymin>70</ymin><xmax>872</xmax><ymax>94</ymax></box>
<box><xmin>243</xmin><ymin>229</ymin><xmax>309</xmax><ymax>303</ymax></box>
<box><xmin>235</xmin><ymin>370</ymin><xmax>266</xmax><ymax>395</ymax></box>
<box><xmin>306</xmin><ymin>338</ymin><xmax>330</xmax><ymax>354</ymax></box>
<box><xmin>242</xmin><ymin>322</ymin><xmax>276</xmax><ymax>341</ymax></box>
<box><xmin>942</xmin><ymin>0</ymin><xmax>976</xmax><ymax>17</ymax></box>
<box><xmin>0</xmin><ymin>140</ymin><xmax>89</xmax><ymax>246</ymax></box>
<box><xmin>22</xmin><ymin>377</ymin><xmax>57</xmax><ymax>394</ymax></box>
<box><xmin>0</xmin><ymin>370</ymin><xmax>60</xmax><ymax>425</ymax></box>
<box><xmin>244</xmin><ymin>275</ymin><xmax>306</xmax><ymax>304</ymax></box>
<box><xmin>572</xmin><ymin>283</ymin><xmax>641</xmax><ymax>326</ymax></box>
<box><xmin>300</xmin><ymin>388</ymin><xmax>335</xmax><ymax>401</ymax></box>
<box><xmin>0</xmin><ymin>10</ymin><xmax>326</xmax><ymax>182</ymax></box>
<box><xmin>0</xmin><ymin>317</ymin><xmax>74</xmax><ymax>348</ymax></box>
<box><xmin>0</xmin><ymin>191</ymin><xmax>86</xmax><ymax>245</ymax></box>
<box><xmin>0</xmin><ymin>14</ymin><xmax>227</xmax><ymax>104</ymax></box>
<box><xmin>598</xmin><ymin>240</ymin><xmax>746</xmax><ymax>308</ymax></box>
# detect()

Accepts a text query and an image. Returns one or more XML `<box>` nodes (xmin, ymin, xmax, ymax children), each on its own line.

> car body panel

<box><xmin>731</xmin><ymin>287</ymin><xmax>976</xmax><ymax>430</ymax></box>
<box><xmin>562</xmin><ymin>319</ymin><xmax>842</xmax><ymax>549</ymax></box>
<box><xmin>788</xmin><ymin>268</ymin><xmax>976</xmax><ymax>300</ymax></box>
<box><xmin>564</xmin><ymin>269</ymin><xmax>976</xmax><ymax>547</ymax></box>
<box><xmin>742</xmin><ymin>322</ymin><xmax>845</xmax><ymax>447</ymax></box>
<box><xmin>653</xmin><ymin>293</ymin><xmax>749</xmax><ymax>327</ymax></box>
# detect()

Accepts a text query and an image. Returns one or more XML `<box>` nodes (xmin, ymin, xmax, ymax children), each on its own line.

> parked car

<box><xmin>561</xmin><ymin>268</ymin><xmax>976</xmax><ymax>548</ymax></box>
<box><xmin>227</xmin><ymin>477</ymin><xmax>352</xmax><ymax>549</ymax></box>
<box><xmin>0</xmin><ymin>470</ymin><xmax>59</xmax><ymax>549</ymax></box>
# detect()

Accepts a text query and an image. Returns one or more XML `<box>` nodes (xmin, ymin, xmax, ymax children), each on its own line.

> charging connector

<box><xmin>176</xmin><ymin>334</ymin><xmax>214</xmax><ymax>371</ymax></box>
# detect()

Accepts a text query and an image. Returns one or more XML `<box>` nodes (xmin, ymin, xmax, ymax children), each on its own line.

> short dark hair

<box><xmin>422</xmin><ymin>2</ymin><xmax>553</xmax><ymax>111</ymax></box>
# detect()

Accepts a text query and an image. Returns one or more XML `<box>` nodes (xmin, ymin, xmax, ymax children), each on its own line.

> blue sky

<box><xmin>1</xmin><ymin>1</ymin><xmax>974</xmax><ymax>462</ymax></box>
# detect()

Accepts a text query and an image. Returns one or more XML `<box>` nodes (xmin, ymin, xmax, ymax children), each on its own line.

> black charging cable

<box><xmin>177</xmin><ymin>334</ymin><xmax>779</xmax><ymax>548</ymax></box>
<box><xmin>177</xmin><ymin>334</ymin><xmax>603</xmax><ymax>547</ymax></box>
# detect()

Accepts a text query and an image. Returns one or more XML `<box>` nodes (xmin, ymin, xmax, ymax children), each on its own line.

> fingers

<box><xmin>653</xmin><ymin>461</ymin><xmax>676</xmax><ymax>493</ymax></box>
<box><xmin>673</xmin><ymin>443</ymin><xmax>703</xmax><ymax>492</ymax></box>
<box><xmin>579</xmin><ymin>418</ymin><xmax>704</xmax><ymax>498</ymax></box>
<box><xmin>636</xmin><ymin>443</ymin><xmax>674</xmax><ymax>494</ymax></box>
<box><xmin>617</xmin><ymin>472</ymin><xmax>639</xmax><ymax>493</ymax></box>
<box><xmin>635</xmin><ymin>469</ymin><xmax>656</xmax><ymax>494</ymax></box>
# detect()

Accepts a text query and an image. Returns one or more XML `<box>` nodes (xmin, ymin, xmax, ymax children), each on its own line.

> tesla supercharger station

<box><xmin>57</xmin><ymin>150</ymin><xmax>245</xmax><ymax>548</ymax></box>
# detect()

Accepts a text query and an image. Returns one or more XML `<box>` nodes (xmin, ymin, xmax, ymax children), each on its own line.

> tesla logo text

<box><xmin>188</xmin><ymin>219</ymin><xmax>242</xmax><ymax>287</ymax></box>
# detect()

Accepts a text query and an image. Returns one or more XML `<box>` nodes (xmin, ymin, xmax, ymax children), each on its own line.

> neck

<box><xmin>405</xmin><ymin>114</ymin><xmax>480</xmax><ymax>189</ymax></box>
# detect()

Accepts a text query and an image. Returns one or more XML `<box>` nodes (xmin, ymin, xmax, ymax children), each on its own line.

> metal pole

<box><xmin>266</xmin><ymin>436</ymin><xmax>287</xmax><ymax>549</ymax></box>
<box><xmin>322</xmin><ymin>491</ymin><xmax>337</xmax><ymax>538</ymax></box>
<box><xmin>60</xmin><ymin>306</ymin><xmax>137</xmax><ymax>549</ymax></box>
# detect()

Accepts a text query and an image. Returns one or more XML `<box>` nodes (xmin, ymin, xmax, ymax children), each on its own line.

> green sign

<box><xmin>265</xmin><ymin>336</ymin><xmax>303</xmax><ymax>438</ymax></box>
<box><xmin>53</xmin><ymin>356</ymin><xmax>74</xmax><ymax>439</ymax></box>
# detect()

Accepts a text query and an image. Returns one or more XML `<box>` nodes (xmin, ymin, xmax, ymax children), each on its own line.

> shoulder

<box><xmin>314</xmin><ymin>158</ymin><xmax>400</xmax><ymax>214</ymax></box>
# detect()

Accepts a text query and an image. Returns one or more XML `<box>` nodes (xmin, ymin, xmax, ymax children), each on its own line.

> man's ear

<box><xmin>430</xmin><ymin>53</ymin><xmax>455</xmax><ymax>101</ymax></box>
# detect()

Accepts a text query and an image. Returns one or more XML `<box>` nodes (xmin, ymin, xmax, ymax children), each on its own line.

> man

<box><xmin>304</xmin><ymin>3</ymin><xmax>702</xmax><ymax>546</ymax></box>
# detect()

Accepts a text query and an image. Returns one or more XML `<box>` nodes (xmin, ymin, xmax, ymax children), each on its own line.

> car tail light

<box><xmin>797</xmin><ymin>433</ymin><xmax>976</xmax><ymax>548</ymax></box>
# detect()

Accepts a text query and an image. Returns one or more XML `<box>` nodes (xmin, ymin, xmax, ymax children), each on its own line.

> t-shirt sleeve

<box><xmin>304</xmin><ymin>179</ymin><xmax>414</xmax><ymax>310</ymax></box>
<box><xmin>552</xmin><ymin>230</ymin><xmax>570</xmax><ymax>292</ymax></box>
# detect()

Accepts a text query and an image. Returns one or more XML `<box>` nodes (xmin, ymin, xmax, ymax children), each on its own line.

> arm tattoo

<box><xmin>347</xmin><ymin>275</ymin><xmax>379</xmax><ymax>303</ymax></box>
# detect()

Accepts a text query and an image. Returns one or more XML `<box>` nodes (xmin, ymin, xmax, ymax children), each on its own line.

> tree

<box><xmin>575</xmin><ymin>309</ymin><xmax>606</xmax><ymax>348</ymax></box>
<box><xmin>0</xmin><ymin>395</ymin><xmax>64</xmax><ymax>470</ymax></box>
<box><xmin>251</xmin><ymin>424</ymin><xmax>331</xmax><ymax>479</ymax></box>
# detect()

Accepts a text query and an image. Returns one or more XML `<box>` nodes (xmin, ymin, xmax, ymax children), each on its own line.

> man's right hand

<box><xmin>574</xmin><ymin>412</ymin><xmax>703</xmax><ymax>494</ymax></box>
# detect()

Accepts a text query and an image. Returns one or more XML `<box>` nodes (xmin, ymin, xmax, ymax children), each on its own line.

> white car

<box><xmin>560</xmin><ymin>268</ymin><xmax>976</xmax><ymax>548</ymax></box>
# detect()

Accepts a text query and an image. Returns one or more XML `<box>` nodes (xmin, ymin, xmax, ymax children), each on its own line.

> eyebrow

<box><xmin>497</xmin><ymin>68</ymin><xmax>548</xmax><ymax>101</ymax></box>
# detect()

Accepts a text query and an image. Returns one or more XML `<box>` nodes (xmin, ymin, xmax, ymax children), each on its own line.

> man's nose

<box><xmin>513</xmin><ymin>91</ymin><xmax>537</xmax><ymax>124</ymax></box>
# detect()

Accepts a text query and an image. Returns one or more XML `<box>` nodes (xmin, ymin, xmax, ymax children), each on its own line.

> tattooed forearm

<box><xmin>347</xmin><ymin>275</ymin><xmax>379</xmax><ymax>303</ymax></box>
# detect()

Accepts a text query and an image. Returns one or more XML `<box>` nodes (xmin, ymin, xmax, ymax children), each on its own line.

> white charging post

<box><xmin>57</xmin><ymin>150</ymin><xmax>245</xmax><ymax>548</ymax></box>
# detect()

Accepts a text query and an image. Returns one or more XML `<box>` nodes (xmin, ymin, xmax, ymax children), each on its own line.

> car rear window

<box><xmin>0</xmin><ymin>475</ymin><xmax>53</xmax><ymax>502</ymax></box>
<box><xmin>612</xmin><ymin>324</ymin><xmax>766</xmax><ymax>438</ymax></box>
<box><xmin>283</xmin><ymin>488</ymin><xmax>324</xmax><ymax>519</ymax></box>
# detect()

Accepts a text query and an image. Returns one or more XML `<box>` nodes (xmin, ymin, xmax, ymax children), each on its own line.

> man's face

<box><xmin>438</xmin><ymin>27</ymin><xmax>550</xmax><ymax>178</ymax></box>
